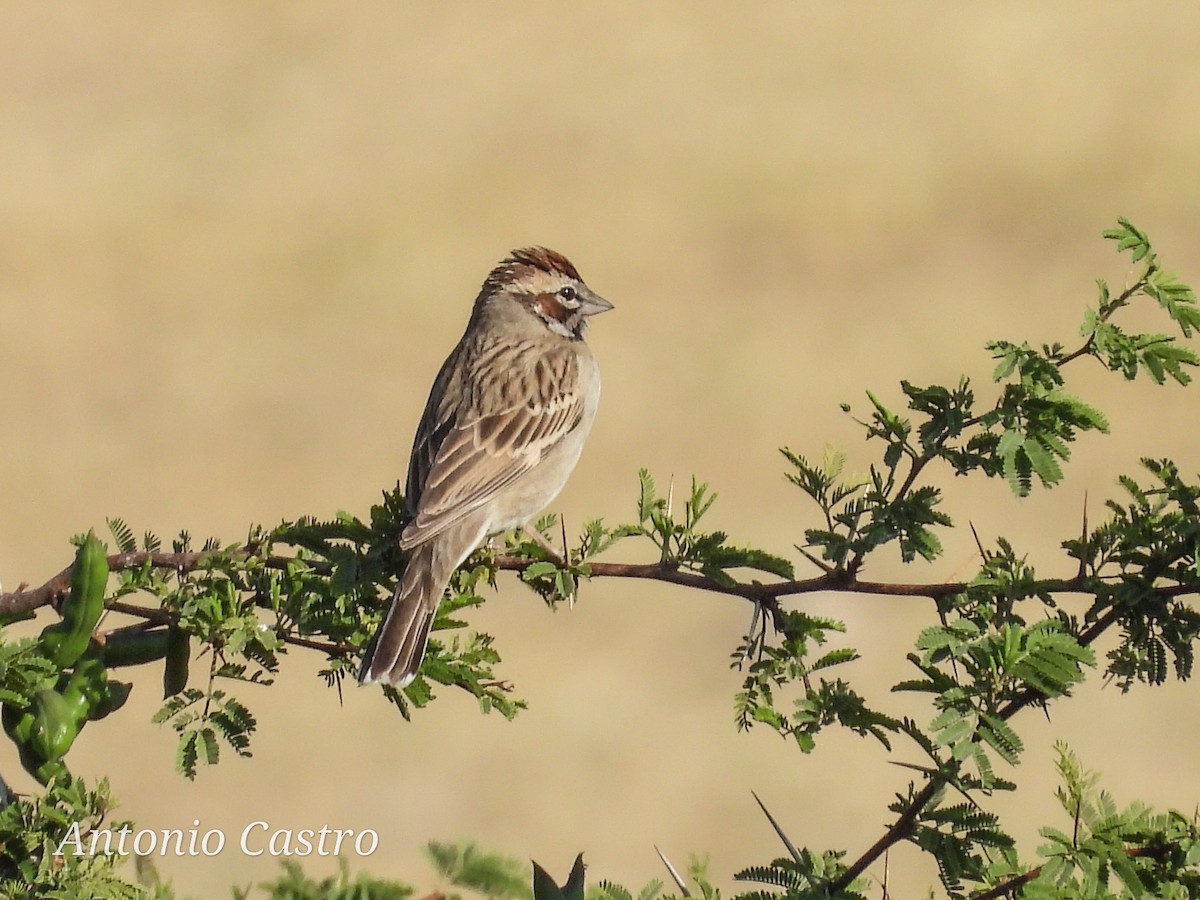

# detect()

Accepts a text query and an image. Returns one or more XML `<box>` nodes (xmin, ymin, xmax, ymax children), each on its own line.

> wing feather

<box><xmin>400</xmin><ymin>341</ymin><xmax>583</xmax><ymax>549</ymax></box>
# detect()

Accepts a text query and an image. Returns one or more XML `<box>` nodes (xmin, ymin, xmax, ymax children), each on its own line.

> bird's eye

<box><xmin>559</xmin><ymin>286</ymin><xmax>576</xmax><ymax>302</ymax></box>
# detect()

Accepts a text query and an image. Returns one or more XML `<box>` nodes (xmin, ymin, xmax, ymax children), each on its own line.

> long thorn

<box><xmin>744</xmin><ymin>601</ymin><xmax>763</xmax><ymax>664</ymax></box>
<box><xmin>560</xmin><ymin>515</ymin><xmax>577</xmax><ymax>608</ymax></box>
<box><xmin>969</xmin><ymin>521</ymin><xmax>987</xmax><ymax>560</ymax></box>
<box><xmin>751</xmin><ymin>790</ymin><xmax>802</xmax><ymax>863</ymax></box>
<box><xmin>1076</xmin><ymin>491</ymin><xmax>1089</xmax><ymax>581</ymax></box>
<box><xmin>654</xmin><ymin>845</ymin><xmax>690</xmax><ymax>897</ymax></box>
<box><xmin>796</xmin><ymin>545</ymin><xmax>835</xmax><ymax>575</ymax></box>
<box><xmin>659</xmin><ymin>475</ymin><xmax>676</xmax><ymax>566</ymax></box>
<box><xmin>889</xmin><ymin>761</ymin><xmax>982</xmax><ymax>809</ymax></box>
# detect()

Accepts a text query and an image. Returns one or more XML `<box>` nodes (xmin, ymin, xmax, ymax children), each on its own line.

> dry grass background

<box><xmin>2</xmin><ymin>4</ymin><xmax>1199</xmax><ymax>896</ymax></box>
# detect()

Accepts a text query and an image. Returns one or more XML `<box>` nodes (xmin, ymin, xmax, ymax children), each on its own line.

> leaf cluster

<box><xmin>234</xmin><ymin>859</ymin><xmax>412</xmax><ymax>900</ymax></box>
<box><xmin>1002</xmin><ymin>744</ymin><xmax>1200</xmax><ymax>897</ymax></box>
<box><xmin>633</xmin><ymin>472</ymin><xmax>794</xmax><ymax>587</ymax></box>
<box><xmin>0</xmin><ymin>774</ymin><xmax>138</xmax><ymax>898</ymax></box>
<box><xmin>733</xmin><ymin>610</ymin><xmax>897</xmax><ymax>754</ymax></box>
<box><xmin>1069</xmin><ymin>458</ymin><xmax>1200</xmax><ymax>689</ymax></box>
<box><xmin>709</xmin><ymin>221</ymin><xmax>1200</xmax><ymax>897</ymax></box>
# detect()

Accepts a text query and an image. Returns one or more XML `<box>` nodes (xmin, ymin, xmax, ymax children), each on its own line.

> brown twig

<box><xmin>282</xmin><ymin>633</ymin><xmax>350</xmax><ymax>654</ymax></box>
<box><xmin>2</xmin><ymin>546</ymin><xmax>1183</xmax><ymax>627</ymax></box>
<box><xmin>104</xmin><ymin>598</ymin><xmax>351</xmax><ymax>655</ymax></box>
<box><xmin>971</xmin><ymin>841</ymin><xmax>1170</xmax><ymax>900</ymax></box>
<box><xmin>0</xmin><ymin>549</ymin><xmax>332</xmax><ymax>619</ymax></box>
<box><xmin>1054</xmin><ymin>273</ymin><xmax>1149</xmax><ymax>368</ymax></box>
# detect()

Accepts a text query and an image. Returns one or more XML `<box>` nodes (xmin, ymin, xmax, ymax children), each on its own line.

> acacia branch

<box><xmin>102</xmin><ymin>599</ymin><xmax>351</xmax><ymax>656</ymax></box>
<box><xmin>0</xmin><ymin>531</ymin><xmax>1187</xmax><ymax>888</ymax></box>
<box><xmin>971</xmin><ymin>840</ymin><xmax>1171</xmax><ymax>900</ymax></box>
<box><xmin>828</xmin><ymin>594</ymin><xmax>1131</xmax><ymax>892</ymax></box>
<box><xmin>1055</xmin><ymin>272</ymin><xmax>1151</xmax><ymax>368</ymax></box>
<box><xmin>0</xmin><ymin>551</ymin><xmax>831</xmax><ymax>619</ymax></box>
<box><xmin>499</xmin><ymin>554</ymin><xmax>977</xmax><ymax>601</ymax></box>
<box><xmin>5</xmin><ymin>547</ymin><xmax>1194</xmax><ymax>622</ymax></box>
<box><xmin>0</xmin><ymin>549</ymin><xmax>333</xmax><ymax>620</ymax></box>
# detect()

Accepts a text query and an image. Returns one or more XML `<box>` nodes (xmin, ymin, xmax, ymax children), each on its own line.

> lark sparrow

<box><xmin>358</xmin><ymin>247</ymin><xmax>613</xmax><ymax>687</ymax></box>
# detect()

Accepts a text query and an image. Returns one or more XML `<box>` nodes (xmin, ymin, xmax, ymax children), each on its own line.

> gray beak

<box><xmin>578</xmin><ymin>288</ymin><xmax>614</xmax><ymax>316</ymax></box>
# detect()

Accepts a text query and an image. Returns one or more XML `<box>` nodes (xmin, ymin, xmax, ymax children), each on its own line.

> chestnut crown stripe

<box><xmin>483</xmin><ymin>246</ymin><xmax>582</xmax><ymax>295</ymax></box>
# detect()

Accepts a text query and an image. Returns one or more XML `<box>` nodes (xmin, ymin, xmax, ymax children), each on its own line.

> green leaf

<box><xmin>106</xmin><ymin>517</ymin><xmax>137</xmax><ymax>554</ymax></box>
<box><xmin>637</xmin><ymin>469</ymin><xmax>657</xmax><ymax>523</ymax></box>
<box><xmin>978</xmin><ymin>712</ymin><xmax>1024</xmax><ymax>765</ymax></box>
<box><xmin>1023</xmin><ymin>437</ymin><xmax>1064</xmax><ymax>487</ymax></box>
<box><xmin>176</xmin><ymin>731</ymin><xmax>199</xmax><ymax>780</ymax></box>
<box><xmin>521</xmin><ymin>561</ymin><xmax>560</xmax><ymax>583</ymax></box>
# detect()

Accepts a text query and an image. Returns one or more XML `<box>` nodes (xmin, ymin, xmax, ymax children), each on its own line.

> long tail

<box><xmin>358</xmin><ymin>540</ymin><xmax>456</xmax><ymax>687</ymax></box>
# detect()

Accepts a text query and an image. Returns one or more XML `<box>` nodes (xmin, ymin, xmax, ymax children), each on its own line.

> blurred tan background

<box><xmin>3</xmin><ymin>4</ymin><xmax>1199</xmax><ymax>896</ymax></box>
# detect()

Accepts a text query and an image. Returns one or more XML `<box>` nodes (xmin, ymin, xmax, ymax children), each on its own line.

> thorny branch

<box><xmin>0</xmin><ymin>550</ymin><xmax>338</xmax><ymax>652</ymax></box>
<box><xmin>826</xmin><ymin>603</ymin><xmax>1128</xmax><ymax>894</ymax></box>
<box><xmin>3</xmin><ymin>545</ymin><xmax>1173</xmax><ymax>621</ymax></box>
<box><xmin>0</xmin><ymin>528</ymin><xmax>1193</xmax><ymax>895</ymax></box>
<box><xmin>0</xmin><ymin>546</ymin><xmax>1189</xmax><ymax>649</ymax></box>
<box><xmin>831</xmin><ymin>545</ymin><xmax>1190</xmax><ymax>896</ymax></box>
<box><xmin>0</xmin><ymin>550</ymin><xmax>333</xmax><ymax>619</ymax></box>
<box><xmin>970</xmin><ymin>841</ymin><xmax>1173</xmax><ymax>900</ymax></box>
